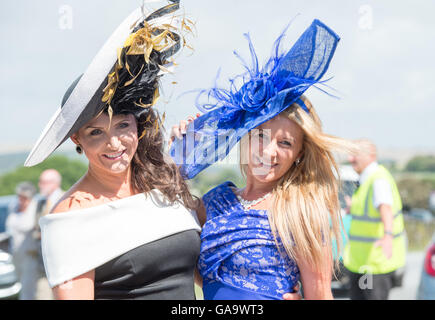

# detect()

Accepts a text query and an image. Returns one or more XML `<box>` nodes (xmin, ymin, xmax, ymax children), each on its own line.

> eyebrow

<box><xmin>84</xmin><ymin>117</ymin><xmax>130</xmax><ymax>130</ymax></box>
<box><xmin>257</xmin><ymin>128</ymin><xmax>297</xmax><ymax>143</ymax></box>
<box><xmin>282</xmin><ymin>136</ymin><xmax>296</xmax><ymax>143</ymax></box>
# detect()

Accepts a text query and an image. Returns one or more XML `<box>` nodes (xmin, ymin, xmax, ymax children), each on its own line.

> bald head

<box><xmin>38</xmin><ymin>169</ymin><xmax>62</xmax><ymax>197</ymax></box>
<box><xmin>354</xmin><ymin>139</ymin><xmax>377</xmax><ymax>157</ymax></box>
<box><xmin>349</xmin><ymin>139</ymin><xmax>378</xmax><ymax>174</ymax></box>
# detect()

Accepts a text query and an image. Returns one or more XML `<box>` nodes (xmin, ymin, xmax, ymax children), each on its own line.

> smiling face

<box><xmin>245</xmin><ymin>114</ymin><xmax>304</xmax><ymax>185</ymax></box>
<box><xmin>71</xmin><ymin>112</ymin><xmax>139</xmax><ymax>175</ymax></box>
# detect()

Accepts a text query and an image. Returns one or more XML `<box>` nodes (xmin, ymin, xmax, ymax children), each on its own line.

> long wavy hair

<box><xmin>127</xmin><ymin>108</ymin><xmax>199</xmax><ymax>212</ymax></box>
<box><xmin>240</xmin><ymin>95</ymin><xmax>356</xmax><ymax>275</ymax></box>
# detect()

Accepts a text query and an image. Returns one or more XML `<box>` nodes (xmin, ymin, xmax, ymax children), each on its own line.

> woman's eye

<box><xmin>119</xmin><ymin>122</ymin><xmax>129</xmax><ymax>129</ymax></box>
<box><xmin>280</xmin><ymin>141</ymin><xmax>292</xmax><ymax>147</ymax></box>
<box><xmin>258</xmin><ymin>132</ymin><xmax>269</xmax><ymax>140</ymax></box>
<box><xmin>90</xmin><ymin>129</ymin><xmax>102</xmax><ymax>136</ymax></box>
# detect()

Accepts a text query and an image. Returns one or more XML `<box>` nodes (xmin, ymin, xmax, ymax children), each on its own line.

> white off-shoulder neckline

<box><xmin>40</xmin><ymin>189</ymin><xmax>201</xmax><ymax>288</ymax></box>
<box><xmin>44</xmin><ymin>192</ymin><xmax>148</xmax><ymax>218</ymax></box>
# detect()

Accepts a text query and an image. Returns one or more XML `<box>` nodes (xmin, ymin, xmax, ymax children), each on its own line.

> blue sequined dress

<box><xmin>198</xmin><ymin>181</ymin><xmax>300</xmax><ymax>300</ymax></box>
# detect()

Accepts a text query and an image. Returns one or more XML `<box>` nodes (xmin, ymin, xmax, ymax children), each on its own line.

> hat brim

<box><xmin>24</xmin><ymin>7</ymin><xmax>144</xmax><ymax>167</ymax></box>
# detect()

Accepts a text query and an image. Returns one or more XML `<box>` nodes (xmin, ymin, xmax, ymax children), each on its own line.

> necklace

<box><xmin>236</xmin><ymin>190</ymin><xmax>271</xmax><ymax>210</ymax></box>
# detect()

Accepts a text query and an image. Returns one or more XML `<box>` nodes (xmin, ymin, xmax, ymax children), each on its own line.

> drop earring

<box><xmin>76</xmin><ymin>145</ymin><xmax>83</xmax><ymax>154</ymax></box>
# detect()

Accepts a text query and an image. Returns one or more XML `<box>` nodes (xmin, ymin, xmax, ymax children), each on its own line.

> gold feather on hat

<box><xmin>100</xmin><ymin>4</ymin><xmax>195</xmax><ymax>139</ymax></box>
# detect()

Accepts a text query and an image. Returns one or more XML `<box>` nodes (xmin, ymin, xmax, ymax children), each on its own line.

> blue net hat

<box><xmin>170</xmin><ymin>19</ymin><xmax>340</xmax><ymax>179</ymax></box>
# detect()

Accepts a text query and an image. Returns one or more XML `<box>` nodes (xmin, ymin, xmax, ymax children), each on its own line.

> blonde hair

<box><xmin>240</xmin><ymin>95</ymin><xmax>356</xmax><ymax>276</ymax></box>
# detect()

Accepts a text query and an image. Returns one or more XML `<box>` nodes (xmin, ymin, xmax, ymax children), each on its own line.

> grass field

<box><xmin>394</xmin><ymin>171</ymin><xmax>435</xmax><ymax>180</ymax></box>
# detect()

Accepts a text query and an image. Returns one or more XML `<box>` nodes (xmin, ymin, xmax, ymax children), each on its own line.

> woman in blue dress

<box><xmin>171</xmin><ymin>19</ymin><xmax>355</xmax><ymax>300</ymax></box>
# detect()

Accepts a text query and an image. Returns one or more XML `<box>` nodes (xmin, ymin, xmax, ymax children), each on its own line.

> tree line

<box><xmin>0</xmin><ymin>155</ymin><xmax>87</xmax><ymax>196</ymax></box>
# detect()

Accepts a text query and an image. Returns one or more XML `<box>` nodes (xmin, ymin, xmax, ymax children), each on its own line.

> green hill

<box><xmin>0</xmin><ymin>150</ymin><xmax>86</xmax><ymax>174</ymax></box>
<box><xmin>0</xmin><ymin>152</ymin><xmax>29</xmax><ymax>174</ymax></box>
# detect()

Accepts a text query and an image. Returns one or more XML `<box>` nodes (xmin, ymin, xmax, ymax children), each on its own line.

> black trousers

<box><xmin>347</xmin><ymin>270</ymin><xmax>396</xmax><ymax>300</ymax></box>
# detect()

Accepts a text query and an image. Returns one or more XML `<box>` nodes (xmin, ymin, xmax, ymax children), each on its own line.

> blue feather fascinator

<box><xmin>170</xmin><ymin>19</ymin><xmax>340</xmax><ymax>179</ymax></box>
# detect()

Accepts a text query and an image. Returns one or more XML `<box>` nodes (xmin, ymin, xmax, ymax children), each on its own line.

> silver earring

<box><xmin>295</xmin><ymin>158</ymin><xmax>301</xmax><ymax>166</ymax></box>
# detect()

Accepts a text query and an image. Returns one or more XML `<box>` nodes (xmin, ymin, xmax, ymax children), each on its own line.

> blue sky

<box><xmin>1</xmin><ymin>0</ymin><xmax>434</xmax><ymax>154</ymax></box>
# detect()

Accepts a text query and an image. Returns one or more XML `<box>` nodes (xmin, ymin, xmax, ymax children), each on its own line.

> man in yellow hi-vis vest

<box><xmin>343</xmin><ymin>139</ymin><xmax>406</xmax><ymax>300</ymax></box>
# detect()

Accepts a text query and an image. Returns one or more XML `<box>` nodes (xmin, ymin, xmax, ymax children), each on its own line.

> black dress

<box><xmin>39</xmin><ymin>192</ymin><xmax>201</xmax><ymax>298</ymax></box>
<box><xmin>94</xmin><ymin>230</ymin><xmax>201</xmax><ymax>300</ymax></box>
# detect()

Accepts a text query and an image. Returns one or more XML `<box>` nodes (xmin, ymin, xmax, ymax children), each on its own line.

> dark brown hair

<box><xmin>128</xmin><ymin>108</ymin><xmax>199</xmax><ymax>212</ymax></box>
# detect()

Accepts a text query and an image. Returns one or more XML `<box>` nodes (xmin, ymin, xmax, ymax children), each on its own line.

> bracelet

<box><xmin>384</xmin><ymin>231</ymin><xmax>394</xmax><ymax>237</ymax></box>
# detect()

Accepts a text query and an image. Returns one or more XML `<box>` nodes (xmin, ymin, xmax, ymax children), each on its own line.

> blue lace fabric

<box><xmin>198</xmin><ymin>181</ymin><xmax>300</xmax><ymax>300</ymax></box>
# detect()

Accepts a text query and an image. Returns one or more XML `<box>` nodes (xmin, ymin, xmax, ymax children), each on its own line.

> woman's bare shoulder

<box><xmin>50</xmin><ymin>183</ymin><xmax>97</xmax><ymax>214</ymax></box>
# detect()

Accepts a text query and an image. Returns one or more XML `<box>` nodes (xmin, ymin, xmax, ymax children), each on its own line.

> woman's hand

<box><xmin>283</xmin><ymin>283</ymin><xmax>303</xmax><ymax>300</ymax></box>
<box><xmin>169</xmin><ymin>113</ymin><xmax>201</xmax><ymax>147</ymax></box>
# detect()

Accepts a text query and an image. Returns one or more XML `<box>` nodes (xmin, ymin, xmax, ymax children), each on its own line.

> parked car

<box><xmin>0</xmin><ymin>195</ymin><xmax>16</xmax><ymax>253</ymax></box>
<box><xmin>408</xmin><ymin>208</ymin><xmax>434</xmax><ymax>223</ymax></box>
<box><xmin>0</xmin><ymin>249</ymin><xmax>21</xmax><ymax>299</ymax></box>
<box><xmin>417</xmin><ymin>233</ymin><xmax>435</xmax><ymax>300</ymax></box>
<box><xmin>0</xmin><ymin>195</ymin><xmax>21</xmax><ymax>299</ymax></box>
<box><xmin>0</xmin><ymin>195</ymin><xmax>17</xmax><ymax>233</ymax></box>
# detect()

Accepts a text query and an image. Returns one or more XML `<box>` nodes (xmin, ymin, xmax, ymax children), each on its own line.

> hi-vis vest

<box><xmin>343</xmin><ymin>165</ymin><xmax>406</xmax><ymax>274</ymax></box>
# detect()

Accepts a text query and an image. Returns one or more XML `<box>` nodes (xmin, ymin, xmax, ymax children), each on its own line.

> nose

<box><xmin>262</xmin><ymin>140</ymin><xmax>278</xmax><ymax>160</ymax></box>
<box><xmin>108</xmin><ymin>135</ymin><xmax>121</xmax><ymax>150</ymax></box>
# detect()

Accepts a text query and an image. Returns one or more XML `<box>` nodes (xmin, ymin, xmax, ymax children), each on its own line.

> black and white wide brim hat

<box><xmin>25</xmin><ymin>0</ymin><xmax>188</xmax><ymax>167</ymax></box>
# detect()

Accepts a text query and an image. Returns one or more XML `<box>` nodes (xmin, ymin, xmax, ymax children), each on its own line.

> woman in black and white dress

<box><xmin>24</xmin><ymin>1</ymin><xmax>202</xmax><ymax>300</ymax></box>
